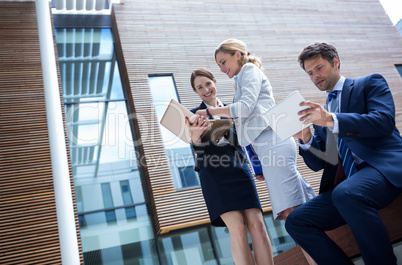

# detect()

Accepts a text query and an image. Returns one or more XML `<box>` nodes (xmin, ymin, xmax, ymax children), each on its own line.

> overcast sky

<box><xmin>379</xmin><ymin>0</ymin><xmax>402</xmax><ymax>25</ymax></box>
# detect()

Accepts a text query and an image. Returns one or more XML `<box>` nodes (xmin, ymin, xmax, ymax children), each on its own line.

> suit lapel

<box><xmin>341</xmin><ymin>78</ymin><xmax>354</xmax><ymax>113</ymax></box>
<box><xmin>198</xmin><ymin>101</ymin><xmax>228</xmax><ymax>119</ymax></box>
<box><xmin>199</xmin><ymin>102</ymin><xmax>207</xmax><ymax>110</ymax></box>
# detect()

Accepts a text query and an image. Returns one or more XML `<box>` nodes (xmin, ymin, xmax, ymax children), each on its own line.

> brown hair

<box><xmin>190</xmin><ymin>67</ymin><xmax>216</xmax><ymax>91</ymax></box>
<box><xmin>298</xmin><ymin>42</ymin><xmax>340</xmax><ymax>71</ymax></box>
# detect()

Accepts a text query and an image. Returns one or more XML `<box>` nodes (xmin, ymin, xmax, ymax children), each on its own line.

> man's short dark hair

<box><xmin>298</xmin><ymin>42</ymin><xmax>340</xmax><ymax>71</ymax></box>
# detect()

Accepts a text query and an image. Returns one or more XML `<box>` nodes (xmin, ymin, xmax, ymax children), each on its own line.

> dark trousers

<box><xmin>285</xmin><ymin>165</ymin><xmax>401</xmax><ymax>265</ymax></box>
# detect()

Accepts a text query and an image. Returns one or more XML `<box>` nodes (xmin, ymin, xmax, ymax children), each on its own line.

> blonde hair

<box><xmin>214</xmin><ymin>38</ymin><xmax>262</xmax><ymax>69</ymax></box>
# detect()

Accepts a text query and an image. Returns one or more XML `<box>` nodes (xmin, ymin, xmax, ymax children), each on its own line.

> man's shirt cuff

<box><xmin>299</xmin><ymin>137</ymin><xmax>313</xmax><ymax>151</ymax></box>
<box><xmin>328</xmin><ymin>113</ymin><xmax>339</xmax><ymax>134</ymax></box>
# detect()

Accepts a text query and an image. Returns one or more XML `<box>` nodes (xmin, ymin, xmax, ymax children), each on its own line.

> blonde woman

<box><xmin>196</xmin><ymin>39</ymin><xmax>316</xmax><ymax>221</ymax></box>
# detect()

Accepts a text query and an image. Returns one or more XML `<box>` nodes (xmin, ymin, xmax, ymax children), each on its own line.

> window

<box><xmin>158</xmin><ymin>227</ymin><xmax>217</xmax><ymax>265</ymax></box>
<box><xmin>101</xmin><ymin>183</ymin><xmax>116</xmax><ymax>223</ymax></box>
<box><xmin>75</xmin><ymin>186</ymin><xmax>87</xmax><ymax>227</ymax></box>
<box><xmin>210</xmin><ymin>226</ymin><xmax>232</xmax><ymax>264</ymax></box>
<box><xmin>396</xmin><ymin>64</ymin><xmax>402</xmax><ymax>77</ymax></box>
<box><xmin>178</xmin><ymin>166</ymin><xmax>199</xmax><ymax>187</ymax></box>
<box><xmin>120</xmin><ymin>180</ymin><xmax>136</xmax><ymax>219</ymax></box>
<box><xmin>210</xmin><ymin>212</ymin><xmax>296</xmax><ymax>263</ymax></box>
<box><xmin>55</xmin><ymin>27</ymin><xmax>158</xmax><ymax>264</ymax></box>
<box><xmin>264</xmin><ymin>214</ymin><xmax>296</xmax><ymax>255</ymax></box>
<box><xmin>148</xmin><ymin>75</ymin><xmax>200</xmax><ymax>189</ymax></box>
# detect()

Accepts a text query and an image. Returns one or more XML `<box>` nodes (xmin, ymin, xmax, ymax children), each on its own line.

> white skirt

<box><xmin>252</xmin><ymin>129</ymin><xmax>316</xmax><ymax>220</ymax></box>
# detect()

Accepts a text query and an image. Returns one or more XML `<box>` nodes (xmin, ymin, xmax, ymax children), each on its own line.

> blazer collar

<box><xmin>341</xmin><ymin>77</ymin><xmax>354</xmax><ymax>113</ymax></box>
<box><xmin>197</xmin><ymin>101</ymin><xmax>228</xmax><ymax>119</ymax></box>
<box><xmin>198</xmin><ymin>100</ymin><xmax>227</xmax><ymax>110</ymax></box>
<box><xmin>199</xmin><ymin>101</ymin><xmax>208</xmax><ymax>110</ymax></box>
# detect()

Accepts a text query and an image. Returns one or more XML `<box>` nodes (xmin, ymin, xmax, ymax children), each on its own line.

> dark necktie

<box><xmin>327</xmin><ymin>90</ymin><xmax>357</xmax><ymax>184</ymax></box>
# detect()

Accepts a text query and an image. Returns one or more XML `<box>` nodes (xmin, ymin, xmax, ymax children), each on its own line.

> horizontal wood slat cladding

<box><xmin>0</xmin><ymin>1</ymin><xmax>82</xmax><ymax>264</ymax></box>
<box><xmin>112</xmin><ymin>0</ymin><xmax>402</xmax><ymax>234</ymax></box>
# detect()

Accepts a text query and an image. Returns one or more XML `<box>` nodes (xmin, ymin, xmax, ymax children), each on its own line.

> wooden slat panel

<box><xmin>0</xmin><ymin>1</ymin><xmax>83</xmax><ymax>264</ymax></box>
<box><xmin>112</xmin><ymin>0</ymin><xmax>402</xmax><ymax>235</ymax></box>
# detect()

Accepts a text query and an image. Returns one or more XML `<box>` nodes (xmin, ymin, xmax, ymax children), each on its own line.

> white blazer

<box><xmin>229</xmin><ymin>63</ymin><xmax>275</xmax><ymax>146</ymax></box>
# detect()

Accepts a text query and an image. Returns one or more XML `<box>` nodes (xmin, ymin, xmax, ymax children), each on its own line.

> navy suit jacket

<box><xmin>301</xmin><ymin>73</ymin><xmax>402</xmax><ymax>193</ymax></box>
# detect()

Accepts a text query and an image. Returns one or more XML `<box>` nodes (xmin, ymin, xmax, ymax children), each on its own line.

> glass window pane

<box><xmin>66</xmin><ymin>101</ymin><xmax>142</xmax><ymax>182</ymax></box>
<box><xmin>396</xmin><ymin>64</ymin><xmax>402</xmax><ymax>77</ymax></box>
<box><xmin>56</xmin><ymin>28</ymin><xmax>124</xmax><ymax>103</ymax></box>
<box><xmin>210</xmin><ymin>227</ymin><xmax>233</xmax><ymax>265</ymax></box>
<box><xmin>80</xmin><ymin>205</ymin><xmax>154</xmax><ymax>250</ymax></box>
<box><xmin>148</xmin><ymin>76</ymin><xmax>200</xmax><ymax>189</ymax></box>
<box><xmin>101</xmin><ymin>183</ymin><xmax>114</xmax><ymax>208</ymax></box>
<box><xmin>120</xmin><ymin>180</ymin><xmax>137</xmax><ymax>219</ymax></box>
<box><xmin>178</xmin><ymin>166</ymin><xmax>198</xmax><ymax>187</ymax></box>
<box><xmin>263</xmin><ymin>213</ymin><xmax>296</xmax><ymax>256</ymax></box>
<box><xmin>79</xmin><ymin>215</ymin><xmax>87</xmax><ymax>228</ymax></box>
<box><xmin>120</xmin><ymin>180</ymin><xmax>134</xmax><ymax>205</ymax></box>
<box><xmin>83</xmin><ymin>238</ymin><xmax>160</xmax><ymax>265</ymax></box>
<box><xmin>158</xmin><ymin>228</ymin><xmax>218</xmax><ymax>265</ymax></box>
<box><xmin>56</xmin><ymin>26</ymin><xmax>158</xmax><ymax>265</ymax></box>
<box><xmin>105</xmin><ymin>210</ymin><xmax>117</xmax><ymax>223</ymax></box>
<box><xmin>211</xmin><ymin>212</ymin><xmax>296</xmax><ymax>262</ymax></box>
<box><xmin>124</xmin><ymin>206</ymin><xmax>136</xmax><ymax>219</ymax></box>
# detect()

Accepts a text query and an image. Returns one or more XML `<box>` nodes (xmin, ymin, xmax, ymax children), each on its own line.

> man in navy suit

<box><xmin>285</xmin><ymin>42</ymin><xmax>402</xmax><ymax>265</ymax></box>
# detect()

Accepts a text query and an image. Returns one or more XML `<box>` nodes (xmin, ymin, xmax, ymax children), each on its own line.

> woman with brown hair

<box><xmin>186</xmin><ymin>67</ymin><xmax>274</xmax><ymax>265</ymax></box>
